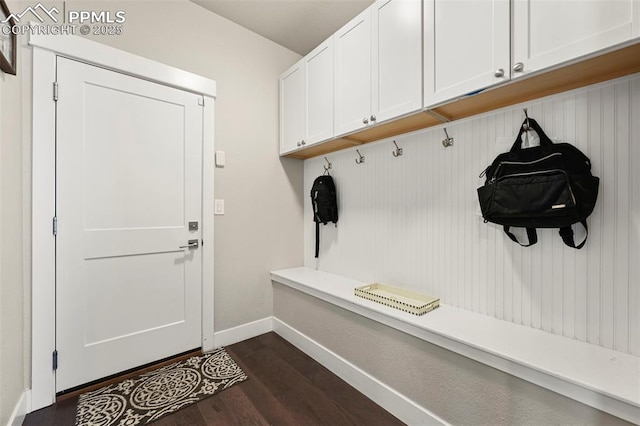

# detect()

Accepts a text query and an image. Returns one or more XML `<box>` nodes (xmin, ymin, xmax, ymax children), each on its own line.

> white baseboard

<box><xmin>273</xmin><ymin>317</ymin><xmax>449</xmax><ymax>426</ymax></box>
<box><xmin>213</xmin><ymin>317</ymin><xmax>273</xmax><ymax>348</ymax></box>
<box><xmin>8</xmin><ymin>389</ymin><xmax>31</xmax><ymax>426</ymax></box>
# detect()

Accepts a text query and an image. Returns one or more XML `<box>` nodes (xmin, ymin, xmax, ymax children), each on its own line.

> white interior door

<box><xmin>55</xmin><ymin>57</ymin><xmax>203</xmax><ymax>392</ymax></box>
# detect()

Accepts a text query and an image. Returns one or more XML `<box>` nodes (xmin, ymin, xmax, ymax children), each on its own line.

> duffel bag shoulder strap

<box><xmin>503</xmin><ymin>226</ymin><xmax>538</xmax><ymax>247</ymax></box>
<box><xmin>559</xmin><ymin>220</ymin><xmax>588</xmax><ymax>249</ymax></box>
<box><xmin>510</xmin><ymin>118</ymin><xmax>553</xmax><ymax>152</ymax></box>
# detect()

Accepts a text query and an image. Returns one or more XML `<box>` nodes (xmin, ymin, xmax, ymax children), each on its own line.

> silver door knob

<box><xmin>370</xmin><ymin>115</ymin><xmax>377</xmax><ymax>122</ymax></box>
<box><xmin>512</xmin><ymin>62</ymin><xmax>524</xmax><ymax>73</ymax></box>
<box><xmin>296</xmin><ymin>141</ymin><xmax>301</xmax><ymax>147</ymax></box>
<box><xmin>363</xmin><ymin>117</ymin><xmax>369</xmax><ymax>124</ymax></box>
<box><xmin>179</xmin><ymin>239</ymin><xmax>199</xmax><ymax>249</ymax></box>
<box><xmin>494</xmin><ymin>68</ymin><xmax>505</xmax><ymax>78</ymax></box>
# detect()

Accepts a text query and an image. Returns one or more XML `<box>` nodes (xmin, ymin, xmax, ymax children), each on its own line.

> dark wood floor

<box><xmin>24</xmin><ymin>332</ymin><xmax>404</xmax><ymax>425</ymax></box>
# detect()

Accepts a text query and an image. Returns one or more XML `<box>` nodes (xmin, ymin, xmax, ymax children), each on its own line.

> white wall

<box><xmin>0</xmin><ymin>0</ymin><xmax>304</xmax><ymax>418</ymax></box>
<box><xmin>0</xmin><ymin>23</ymin><xmax>26</xmax><ymax>423</ymax></box>
<box><xmin>304</xmin><ymin>74</ymin><xmax>640</xmax><ymax>356</ymax></box>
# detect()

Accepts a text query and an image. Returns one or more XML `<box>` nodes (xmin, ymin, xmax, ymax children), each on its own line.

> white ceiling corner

<box><xmin>190</xmin><ymin>0</ymin><xmax>374</xmax><ymax>56</ymax></box>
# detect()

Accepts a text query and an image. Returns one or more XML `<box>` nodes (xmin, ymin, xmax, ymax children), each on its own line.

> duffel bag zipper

<box><xmin>494</xmin><ymin>168</ymin><xmax>577</xmax><ymax>205</ymax></box>
<box><xmin>491</xmin><ymin>152</ymin><xmax>563</xmax><ymax>182</ymax></box>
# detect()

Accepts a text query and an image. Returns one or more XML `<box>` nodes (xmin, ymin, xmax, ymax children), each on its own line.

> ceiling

<box><xmin>191</xmin><ymin>0</ymin><xmax>374</xmax><ymax>56</ymax></box>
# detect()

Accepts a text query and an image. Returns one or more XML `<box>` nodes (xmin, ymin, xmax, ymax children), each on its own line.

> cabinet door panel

<box><xmin>335</xmin><ymin>10</ymin><xmax>371</xmax><ymax>136</ymax></box>
<box><xmin>279</xmin><ymin>60</ymin><xmax>305</xmax><ymax>154</ymax></box>
<box><xmin>306</xmin><ymin>37</ymin><xmax>334</xmax><ymax>145</ymax></box>
<box><xmin>372</xmin><ymin>0</ymin><xmax>423</xmax><ymax>122</ymax></box>
<box><xmin>425</xmin><ymin>0</ymin><xmax>509</xmax><ymax>106</ymax></box>
<box><xmin>513</xmin><ymin>0</ymin><xmax>636</xmax><ymax>77</ymax></box>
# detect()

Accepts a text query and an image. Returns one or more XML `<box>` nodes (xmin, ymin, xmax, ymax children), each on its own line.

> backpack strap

<box><xmin>505</xmin><ymin>222</ymin><xmax>588</xmax><ymax>249</ymax></box>
<box><xmin>503</xmin><ymin>226</ymin><xmax>538</xmax><ymax>247</ymax></box>
<box><xmin>559</xmin><ymin>220</ymin><xmax>588</xmax><ymax>249</ymax></box>
<box><xmin>315</xmin><ymin>221</ymin><xmax>320</xmax><ymax>258</ymax></box>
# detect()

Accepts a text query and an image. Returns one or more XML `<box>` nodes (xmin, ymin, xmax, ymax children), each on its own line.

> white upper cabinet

<box><xmin>335</xmin><ymin>0</ymin><xmax>422</xmax><ymax>136</ymax></box>
<box><xmin>335</xmin><ymin>9</ymin><xmax>372</xmax><ymax>136</ymax></box>
<box><xmin>424</xmin><ymin>0</ymin><xmax>509</xmax><ymax>107</ymax></box>
<box><xmin>305</xmin><ymin>37</ymin><xmax>335</xmax><ymax>145</ymax></box>
<box><xmin>512</xmin><ymin>0</ymin><xmax>639</xmax><ymax>78</ymax></box>
<box><xmin>279</xmin><ymin>59</ymin><xmax>306</xmax><ymax>154</ymax></box>
<box><xmin>372</xmin><ymin>0</ymin><xmax>423</xmax><ymax>122</ymax></box>
<box><xmin>280</xmin><ymin>0</ymin><xmax>640</xmax><ymax>157</ymax></box>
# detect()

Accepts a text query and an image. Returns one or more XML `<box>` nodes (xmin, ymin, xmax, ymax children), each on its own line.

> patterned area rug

<box><xmin>75</xmin><ymin>348</ymin><xmax>248</xmax><ymax>425</ymax></box>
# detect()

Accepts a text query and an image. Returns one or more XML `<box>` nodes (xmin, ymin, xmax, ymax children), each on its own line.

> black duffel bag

<box><xmin>477</xmin><ymin>117</ymin><xmax>599</xmax><ymax>249</ymax></box>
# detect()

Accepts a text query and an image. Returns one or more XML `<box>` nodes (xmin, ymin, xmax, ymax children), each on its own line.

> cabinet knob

<box><xmin>494</xmin><ymin>68</ymin><xmax>505</xmax><ymax>78</ymax></box>
<box><xmin>296</xmin><ymin>141</ymin><xmax>301</xmax><ymax>147</ymax></box>
<box><xmin>512</xmin><ymin>62</ymin><xmax>524</xmax><ymax>73</ymax></box>
<box><xmin>363</xmin><ymin>117</ymin><xmax>369</xmax><ymax>124</ymax></box>
<box><xmin>370</xmin><ymin>115</ymin><xmax>377</xmax><ymax>122</ymax></box>
<box><xmin>301</xmin><ymin>140</ymin><xmax>306</xmax><ymax>145</ymax></box>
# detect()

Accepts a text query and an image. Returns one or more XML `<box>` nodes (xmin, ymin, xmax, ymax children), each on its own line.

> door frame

<box><xmin>29</xmin><ymin>33</ymin><xmax>217</xmax><ymax>410</ymax></box>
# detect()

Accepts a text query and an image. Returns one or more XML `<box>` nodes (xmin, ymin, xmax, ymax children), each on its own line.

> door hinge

<box><xmin>53</xmin><ymin>216</ymin><xmax>57</xmax><ymax>236</ymax></box>
<box><xmin>53</xmin><ymin>82</ymin><xmax>59</xmax><ymax>102</ymax></box>
<box><xmin>198</xmin><ymin>97</ymin><xmax>205</xmax><ymax>106</ymax></box>
<box><xmin>52</xmin><ymin>350</ymin><xmax>58</xmax><ymax>371</ymax></box>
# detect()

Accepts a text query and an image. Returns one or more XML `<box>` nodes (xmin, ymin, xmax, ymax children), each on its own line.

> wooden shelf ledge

<box><xmin>286</xmin><ymin>41</ymin><xmax>640</xmax><ymax>160</ymax></box>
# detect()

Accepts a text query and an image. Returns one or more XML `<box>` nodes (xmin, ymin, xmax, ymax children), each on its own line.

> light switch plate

<box><xmin>214</xmin><ymin>199</ymin><xmax>225</xmax><ymax>215</ymax></box>
<box><xmin>215</xmin><ymin>151</ymin><xmax>225</xmax><ymax>167</ymax></box>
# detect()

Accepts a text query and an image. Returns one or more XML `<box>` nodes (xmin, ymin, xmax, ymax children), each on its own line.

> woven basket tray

<box><xmin>354</xmin><ymin>283</ymin><xmax>439</xmax><ymax>316</ymax></box>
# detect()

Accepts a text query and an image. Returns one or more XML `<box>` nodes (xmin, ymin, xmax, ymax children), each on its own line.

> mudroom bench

<box><xmin>271</xmin><ymin>267</ymin><xmax>639</xmax><ymax>424</ymax></box>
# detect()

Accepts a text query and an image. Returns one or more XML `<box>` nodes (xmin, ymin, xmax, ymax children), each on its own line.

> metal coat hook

<box><xmin>355</xmin><ymin>149</ymin><xmax>365</xmax><ymax>164</ymax></box>
<box><xmin>392</xmin><ymin>140</ymin><xmax>403</xmax><ymax>157</ymax></box>
<box><xmin>522</xmin><ymin>108</ymin><xmax>531</xmax><ymax>146</ymax></box>
<box><xmin>442</xmin><ymin>128</ymin><xmax>454</xmax><ymax>148</ymax></box>
<box><xmin>523</xmin><ymin>108</ymin><xmax>531</xmax><ymax>131</ymax></box>
<box><xmin>323</xmin><ymin>157</ymin><xmax>332</xmax><ymax>174</ymax></box>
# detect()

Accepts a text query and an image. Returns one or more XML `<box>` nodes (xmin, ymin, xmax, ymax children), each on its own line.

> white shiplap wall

<box><xmin>304</xmin><ymin>74</ymin><xmax>640</xmax><ymax>356</ymax></box>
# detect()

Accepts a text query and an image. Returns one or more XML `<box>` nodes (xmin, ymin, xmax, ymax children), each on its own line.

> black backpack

<box><xmin>310</xmin><ymin>175</ymin><xmax>338</xmax><ymax>258</ymax></box>
<box><xmin>477</xmin><ymin>118</ymin><xmax>599</xmax><ymax>249</ymax></box>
